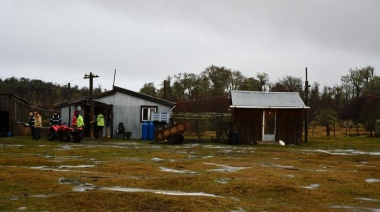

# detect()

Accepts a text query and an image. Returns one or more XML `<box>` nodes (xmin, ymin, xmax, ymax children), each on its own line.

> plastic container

<box><xmin>148</xmin><ymin>121</ymin><xmax>154</xmax><ymax>140</ymax></box>
<box><xmin>228</xmin><ymin>131</ymin><xmax>239</xmax><ymax>145</ymax></box>
<box><xmin>142</xmin><ymin>122</ymin><xmax>148</xmax><ymax>140</ymax></box>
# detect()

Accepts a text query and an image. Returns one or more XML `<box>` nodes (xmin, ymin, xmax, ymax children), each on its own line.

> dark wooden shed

<box><xmin>230</xmin><ymin>91</ymin><xmax>309</xmax><ymax>145</ymax></box>
<box><xmin>0</xmin><ymin>94</ymin><xmax>31</xmax><ymax>136</ymax></box>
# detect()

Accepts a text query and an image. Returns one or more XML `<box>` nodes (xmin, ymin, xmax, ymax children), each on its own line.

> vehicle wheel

<box><xmin>60</xmin><ymin>133</ymin><xmax>71</xmax><ymax>142</ymax></box>
<box><xmin>73</xmin><ymin>132</ymin><xmax>82</xmax><ymax>142</ymax></box>
<box><xmin>175</xmin><ymin>134</ymin><xmax>184</xmax><ymax>144</ymax></box>
<box><xmin>167</xmin><ymin>137</ymin><xmax>175</xmax><ymax>144</ymax></box>
<box><xmin>47</xmin><ymin>130</ymin><xmax>56</xmax><ymax>141</ymax></box>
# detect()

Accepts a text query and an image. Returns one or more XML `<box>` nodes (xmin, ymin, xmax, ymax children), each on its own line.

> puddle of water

<box><xmin>230</xmin><ymin>207</ymin><xmax>246</xmax><ymax>212</ymax></box>
<box><xmin>356</xmin><ymin>164</ymin><xmax>376</xmax><ymax>168</ymax></box>
<box><xmin>30</xmin><ymin>166</ymin><xmax>48</xmax><ymax>170</ymax></box>
<box><xmin>57</xmin><ymin>165</ymin><xmax>95</xmax><ymax>169</ymax></box>
<box><xmin>29</xmin><ymin>166</ymin><xmax>67</xmax><ymax>172</ymax></box>
<box><xmin>217</xmin><ymin>149</ymin><xmax>233</xmax><ymax>154</ymax></box>
<box><xmin>0</xmin><ymin>144</ymin><xmax>24</xmax><ymax>149</ymax></box>
<box><xmin>315</xmin><ymin>169</ymin><xmax>331</xmax><ymax>172</ymax></box>
<box><xmin>60</xmin><ymin>178</ymin><xmax>96</xmax><ymax>191</ymax></box>
<box><xmin>73</xmin><ymin>185</ymin><xmax>98</xmax><ymax>192</ymax></box>
<box><xmin>159</xmin><ymin>167</ymin><xmax>197</xmax><ymax>174</ymax></box>
<box><xmin>30</xmin><ymin>164</ymin><xmax>94</xmax><ymax>170</ymax></box>
<box><xmin>330</xmin><ymin>206</ymin><xmax>356</xmax><ymax>209</ymax></box>
<box><xmin>100</xmin><ymin>186</ymin><xmax>221</xmax><ymax>197</ymax></box>
<box><xmin>188</xmin><ymin>155</ymin><xmax>214</xmax><ymax>159</ymax></box>
<box><xmin>29</xmin><ymin>166</ymin><xmax>93</xmax><ymax>173</ymax></box>
<box><xmin>261</xmin><ymin>163</ymin><xmax>299</xmax><ymax>170</ymax></box>
<box><xmin>152</xmin><ymin>157</ymin><xmax>163</xmax><ymax>162</ymax></box>
<box><xmin>331</xmin><ymin>205</ymin><xmax>380</xmax><ymax>211</ymax></box>
<box><xmin>204</xmin><ymin>162</ymin><xmax>249</xmax><ymax>172</ymax></box>
<box><xmin>305</xmin><ymin>149</ymin><xmax>380</xmax><ymax>156</ymax></box>
<box><xmin>299</xmin><ymin>184</ymin><xmax>320</xmax><ymax>189</ymax></box>
<box><xmin>62</xmin><ymin>177</ymin><xmax>222</xmax><ymax>198</ymax></box>
<box><xmin>215</xmin><ymin>178</ymin><xmax>231</xmax><ymax>184</ymax></box>
<box><xmin>356</xmin><ymin>197</ymin><xmax>380</xmax><ymax>203</ymax></box>
<box><xmin>29</xmin><ymin>194</ymin><xmax>58</xmax><ymax>198</ymax></box>
<box><xmin>273</xmin><ymin>164</ymin><xmax>296</xmax><ymax>169</ymax></box>
<box><xmin>365</xmin><ymin>178</ymin><xmax>380</xmax><ymax>183</ymax></box>
<box><xmin>175</xmin><ymin>151</ymin><xmax>189</xmax><ymax>154</ymax></box>
<box><xmin>55</xmin><ymin>145</ymin><xmax>75</xmax><ymax>150</ymax></box>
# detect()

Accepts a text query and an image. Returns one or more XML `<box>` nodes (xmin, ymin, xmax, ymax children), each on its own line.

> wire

<box><xmin>56</xmin><ymin>77</ymin><xmax>84</xmax><ymax>87</ymax></box>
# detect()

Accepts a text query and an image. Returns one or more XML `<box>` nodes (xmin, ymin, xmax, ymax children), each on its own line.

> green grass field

<box><xmin>0</xmin><ymin>135</ymin><xmax>379</xmax><ymax>211</ymax></box>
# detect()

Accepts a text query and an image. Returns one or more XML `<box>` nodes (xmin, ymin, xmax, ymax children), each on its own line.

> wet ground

<box><xmin>1</xmin><ymin>138</ymin><xmax>380</xmax><ymax>211</ymax></box>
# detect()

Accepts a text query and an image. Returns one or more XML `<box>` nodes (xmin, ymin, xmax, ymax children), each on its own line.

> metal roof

<box><xmin>230</xmin><ymin>90</ymin><xmax>309</xmax><ymax>109</ymax></box>
<box><xmin>55</xmin><ymin>86</ymin><xmax>176</xmax><ymax>108</ymax></box>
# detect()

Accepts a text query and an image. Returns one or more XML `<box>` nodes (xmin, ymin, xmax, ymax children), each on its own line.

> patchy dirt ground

<box><xmin>0</xmin><ymin>136</ymin><xmax>379</xmax><ymax>211</ymax></box>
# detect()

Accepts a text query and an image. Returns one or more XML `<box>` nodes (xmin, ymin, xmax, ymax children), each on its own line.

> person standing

<box><xmin>49</xmin><ymin>112</ymin><xmax>61</xmax><ymax>126</ymax></box>
<box><xmin>34</xmin><ymin>112</ymin><xmax>42</xmax><ymax>140</ymax></box>
<box><xmin>75</xmin><ymin>113</ymin><xmax>84</xmax><ymax>140</ymax></box>
<box><xmin>71</xmin><ymin>110</ymin><xmax>78</xmax><ymax>127</ymax></box>
<box><xmin>29</xmin><ymin>112</ymin><xmax>36</xmax><ymax>140</ymax></box>
<box><xmin>76</xmin><ymin>113</ymin><xmax>84</xmax><ymax>128</ymax></box>
<box><xmin>96</xmin><ymin>111</ymin><xmax>105</xmax><ymax>139</ymax></box>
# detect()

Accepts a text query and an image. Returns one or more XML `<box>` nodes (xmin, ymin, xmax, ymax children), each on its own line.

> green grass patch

<box><xmin>0</xmin><ymin>136</ymin><xmax>379</xmax><ymax>211</ymax></box>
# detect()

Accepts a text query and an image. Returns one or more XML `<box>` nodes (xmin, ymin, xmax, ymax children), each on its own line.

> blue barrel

<box><xmin>148</xmin><ymin>121</ymin><xmax>154</xmax><ymax>140</ymax></box>
<box><xmin>142</xmin><ymin>122</ymin><xmax>148</xmax><ymax>140</ymax></box>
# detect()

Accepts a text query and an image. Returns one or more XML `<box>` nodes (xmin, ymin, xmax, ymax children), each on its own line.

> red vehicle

<box><xmin>47</xmin><ymin>123</ymin><xmax>83</xmax><ymax>142</ymax></box>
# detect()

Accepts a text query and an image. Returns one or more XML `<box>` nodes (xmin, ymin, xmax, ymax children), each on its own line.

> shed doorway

<box><xmin>262</xmin><ymin>110</ymin><xmax>276</xmax><ymax>141</ymax></box>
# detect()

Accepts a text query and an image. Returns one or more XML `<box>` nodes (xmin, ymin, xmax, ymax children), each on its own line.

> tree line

<box><xmin>139</xmin><ymin>65</ymin><xmax>379</xmax><ymax>136</ymax></box>
<box><xmin>0</xmin><ymin>77</ymin><xmax>102</xmax><ymax>109</ymax></box>
<box><xmin>1</xmin><ymin>65</ymin><xmax>379</xmax><ymax>136</ymax></box>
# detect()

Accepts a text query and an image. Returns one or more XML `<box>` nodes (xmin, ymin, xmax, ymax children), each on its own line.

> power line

<box><xmin>56</xmin><ymin>77</ymin><xmax>84</xmax><ymax>87</ymax></box>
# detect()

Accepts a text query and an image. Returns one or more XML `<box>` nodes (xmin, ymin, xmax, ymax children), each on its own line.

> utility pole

<box><xmin>68</xmin><ymin>83</ymin><xmax>71</xmax><ymax>127</ymax></box>
<box><xmin>84</xmin><ymin>72</ymin><xmax>99</xmax><ymax>140</ymax></box>
<box><xmin>304</xmin><ymin>67</ymin><xmax>309</xmax><ymax>143</ymax></box>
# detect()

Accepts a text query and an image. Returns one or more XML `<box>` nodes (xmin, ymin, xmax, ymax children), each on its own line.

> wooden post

<box><xmin>304</xmin><ymin>67</ymin><xmax>309</xmax><ymax>143</ymax></box>
<box><xmin>84</xmin><ymin>72</ymin><xmax>99</xmax><ymax>140</ymax></box>
<box><xmin>68</xmin><ymin>83</ymin><xmax>71</xmax><ymax>127</ymax></box>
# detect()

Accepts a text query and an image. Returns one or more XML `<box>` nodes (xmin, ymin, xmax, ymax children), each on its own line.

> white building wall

<box><xmin>60</xmin><ymin>105</ymin><xmax>82</xmax><ymax>127</ymax></box>
<box><xmin>95</xmin><ymin>92</ymin><xmax>173</xmax><ymax>139</ymax></box>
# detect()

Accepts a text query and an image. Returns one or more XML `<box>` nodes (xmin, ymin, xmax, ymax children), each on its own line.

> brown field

<box><xmin>0</xmin><ymin>130</ymin><xmax>379</xmax><ymax>211</ymax></box>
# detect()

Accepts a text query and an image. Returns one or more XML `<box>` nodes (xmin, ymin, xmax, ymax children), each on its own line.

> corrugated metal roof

<box><xmin>230</xmin><ymin>90</ymin><xmax>309</xmax><ymax>109</ymax></box>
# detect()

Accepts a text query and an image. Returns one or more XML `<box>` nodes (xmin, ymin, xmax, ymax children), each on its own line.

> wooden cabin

<box><xmin>230</xmin><ymin>91</ymin><xmax>309</xmax><ymax>145</ymax></box>
<box><xmin>0</xmin><ymin>94</ymin><xmax>31</xmax><ymax>136</ymax></box>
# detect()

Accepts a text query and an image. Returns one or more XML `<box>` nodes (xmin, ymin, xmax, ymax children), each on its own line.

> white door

<box><xmin>262</xmin><ymin>110</ymin><xmax>276</xmax><ymax>141</ymax></box>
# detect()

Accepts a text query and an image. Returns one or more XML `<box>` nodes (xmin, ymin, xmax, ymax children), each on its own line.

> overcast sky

<box><xmin>1</xmin><ymin>0</ymin><xmax>379</xmax><ymax>92</ymax></box>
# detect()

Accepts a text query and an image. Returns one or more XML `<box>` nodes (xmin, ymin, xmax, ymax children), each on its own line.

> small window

<box><xmin>141</xmin><ymin>106</ymin><xmax>157</xmax><ymax>122</ymax></box>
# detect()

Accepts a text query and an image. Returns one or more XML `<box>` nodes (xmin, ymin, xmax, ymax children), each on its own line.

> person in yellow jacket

<box><xmin>76</xmin><ymin>113</ymin><xmax>84</xmax><ymax>128</ymax></box>
<box><xmin>96</xmin><ymin>112</ymin><xmax>105</xmax><ymax>138</ymax></box>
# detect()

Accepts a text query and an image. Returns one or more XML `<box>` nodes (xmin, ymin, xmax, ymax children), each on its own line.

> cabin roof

<box><xmin>55</xmin><ymin>86</ymin><xmax>175</xmax><ymax>108</ymax></box>
<box><xmin>230</xmin><ymin>90</ymin><xmax>309</xmax><ymax>109</ymax></box>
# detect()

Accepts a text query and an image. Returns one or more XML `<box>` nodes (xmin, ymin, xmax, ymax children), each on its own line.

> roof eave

<box><xmin>230</xmin><ymin>105</ymin><xmax>310</xmax><ymax>109</ymax></box>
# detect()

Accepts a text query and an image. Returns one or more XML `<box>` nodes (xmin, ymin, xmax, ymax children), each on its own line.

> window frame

<box><xmin>140</xmin><ymin>106</ymin><xmax>158</xmax><ymax>122</ymax></box>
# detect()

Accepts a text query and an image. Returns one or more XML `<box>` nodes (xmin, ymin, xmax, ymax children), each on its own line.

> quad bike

<box><xmin>47</xmin><ymin>123</ymin><xmax>83</xmax><ymax>142</ymax></box>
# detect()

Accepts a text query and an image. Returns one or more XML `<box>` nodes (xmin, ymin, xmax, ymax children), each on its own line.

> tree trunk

<box><xmin>326</xmin><ymin>124</ymin><xmax>330</xmax><ymax>136</ymax></box>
